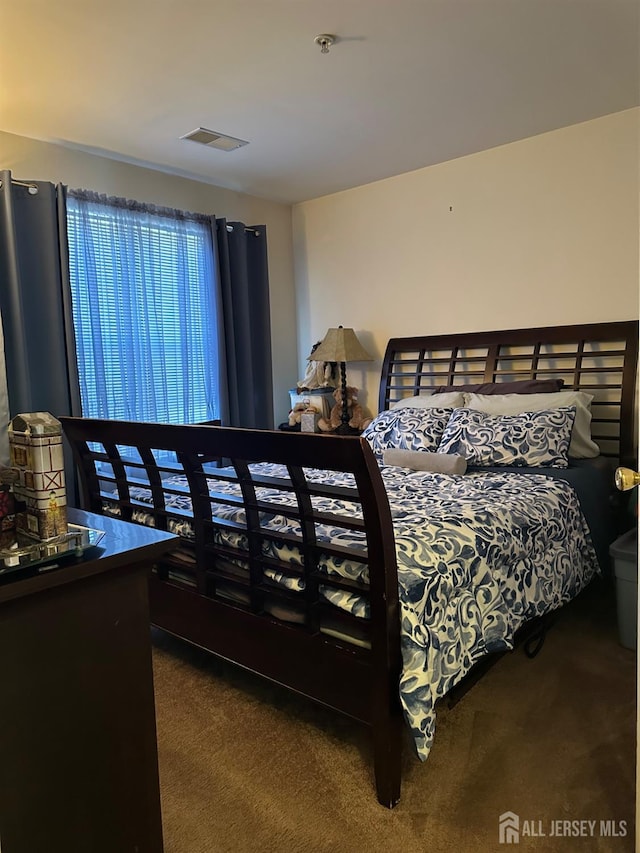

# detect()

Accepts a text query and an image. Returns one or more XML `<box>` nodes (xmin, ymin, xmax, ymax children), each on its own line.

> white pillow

<box><xmin>463</xmin><ymin>391</ymin><xmax>598</xmax><ymax>458</ymax></box>
<box><xmin>390</xmin><ymin>391</ymin><xmax>465</xmax><ymax>410</ymax></box>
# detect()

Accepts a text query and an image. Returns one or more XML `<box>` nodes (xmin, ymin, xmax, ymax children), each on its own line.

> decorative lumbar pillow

<box><xmin>362</xmin><ymin>407</ymin><xmax>454</xmax><ymax>462</ymax></box>
<box><xmin>432</xmin><ymin>378</ymin><xmax>565</xmax><ymax>395</ymax></box>
<box><xmin>382</xmin><ymin>448</ymin><xmax>467</xmax><ymax>474</ymax></box>
<box><xmin>464</xmin><ymin>390</ymin><xmax>598</xmax><ymax>458</ymax></box>
<box><xmin>437</xmin><ymin>406</ymin><xmax>577</xmax><ymax>468</ymax></box>
<box><xmin>390</xmin><ymin>391</ymin><xmax>465</xmax><ymax>409</ymax></box>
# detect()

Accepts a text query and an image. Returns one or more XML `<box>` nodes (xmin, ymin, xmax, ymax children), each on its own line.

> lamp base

<box><xmin>330</xmin><ymin>423</ymin><xmax>362</xmax><ymax>436</ymax></box>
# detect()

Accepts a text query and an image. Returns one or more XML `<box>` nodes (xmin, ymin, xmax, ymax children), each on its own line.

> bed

<box><xmin>60</xmin><ymin>320</ymin><xmax>638</xmax><ymax>808</ymax></box>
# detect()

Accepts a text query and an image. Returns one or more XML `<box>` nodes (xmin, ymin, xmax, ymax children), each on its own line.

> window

<box><xmin>66</xmin><ymin>193</ymin><xmax>220</xmax><ymax>425</ymax></box>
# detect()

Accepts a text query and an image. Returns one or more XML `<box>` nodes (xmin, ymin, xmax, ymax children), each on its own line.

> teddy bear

<box><xmin>288</xmin><ymin>402</ymin><xmax>307</xmax><ymax>427</ymax></box>
<box><xmin>317</xmin><ymin>386</ymin><xmax>372</xmax><ymax>433</ymax></box>
<box><xmin>288</xmin><ymin>402</ymin><xmax>319</xmax><ymax>428</ymax></box>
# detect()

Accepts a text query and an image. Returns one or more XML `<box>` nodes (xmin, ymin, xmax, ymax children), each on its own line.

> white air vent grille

<box><xmin>180</xmin><ymin>127</ymin><xmax>249</xmax><ymax>151</ymax></box>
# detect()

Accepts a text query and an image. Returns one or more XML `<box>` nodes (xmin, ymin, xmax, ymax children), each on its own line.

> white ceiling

<box><xmin>2</xmin><ymin>0</ymin><xmax>638</xmax><ymax>205</ymax></box>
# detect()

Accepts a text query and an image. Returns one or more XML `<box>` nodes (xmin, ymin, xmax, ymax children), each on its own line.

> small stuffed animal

<box><xmin>288</xmin><ymin>402</ymin><xmax>308</xmax><ymax>427</ymax></box>
<box><xmin>288</xmin><ymin>402</ymin><xmax>319</xmax><ymax>427</ymax></box>
<box><xmin>296</xmin><ymin>341</ymin><xmax>337</xmax><ymax>391</ymax></box>
<box><xmin>317</xmin><ymin>386</ymin><xmax>372</xmax><ymax>433</ymax></box>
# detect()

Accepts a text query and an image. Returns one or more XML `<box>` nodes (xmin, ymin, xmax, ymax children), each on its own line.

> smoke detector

<box><xmin>180</xmin><ymin>127</ymin><xmax>249</xmax><ymax>151</ymax></box>
<box><xmin>314</xmin><ymin>34</ymin><xmax>336</xmax><ymax>54</ymax></box>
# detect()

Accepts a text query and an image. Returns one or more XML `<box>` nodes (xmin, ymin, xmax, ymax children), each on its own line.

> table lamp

<box><xmin>309</xmin><ymin>326</ymin><xmax>373</xmax><ymax>435</ymax></box>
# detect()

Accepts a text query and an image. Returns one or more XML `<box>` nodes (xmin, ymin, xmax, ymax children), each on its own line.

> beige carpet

<box><xmin>151</xmin><ymin>578</ymin><xmax>635</xmax><ymax>853</ymax></box>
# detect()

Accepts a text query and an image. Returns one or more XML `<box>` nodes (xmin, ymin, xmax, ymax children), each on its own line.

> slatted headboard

<box><xmin>379</xmin><ymin>321</ymin><xmax>638</xmax><ymax>467</ymax></box>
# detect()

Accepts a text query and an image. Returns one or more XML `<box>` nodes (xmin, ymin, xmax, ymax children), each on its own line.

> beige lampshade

<box><xmin>309</xmin><ymin>327</ymin><xmax>373</xmax><ymax>363</ymax></box>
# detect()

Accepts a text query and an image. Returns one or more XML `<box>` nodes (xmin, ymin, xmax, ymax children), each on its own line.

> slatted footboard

<box><xmin>60</xmin><ymin>418</ymin><xmax>404</xmax><ymax>807</ymax></box>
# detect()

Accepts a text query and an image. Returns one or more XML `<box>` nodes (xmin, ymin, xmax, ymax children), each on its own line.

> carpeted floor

<box><xmin>151</xmin><ymin>577</ymin><xmax>636</xmax><ymax>853</ymax></box>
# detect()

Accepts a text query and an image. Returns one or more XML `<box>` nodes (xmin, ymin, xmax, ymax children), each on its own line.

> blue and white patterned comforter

<box><xmin>378</xmin><ymin>466</ymin><xmax>598</xmax><ymax>759</ymax></box>
<box><xmin>111</xmin><ymin>463</ymin><xmax>599</xmax><ymax>761</ymax></box>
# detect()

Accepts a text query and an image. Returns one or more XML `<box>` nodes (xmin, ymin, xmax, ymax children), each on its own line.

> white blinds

<box><xmin>66</xmin><ymin>196</ymin><xmax>220</xmax><ymax>427</ymax></box>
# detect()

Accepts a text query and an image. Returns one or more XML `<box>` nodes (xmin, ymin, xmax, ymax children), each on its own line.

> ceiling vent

<box><xmin>180</xmin><ymin>127</ymin><xmax>249</xmax><ymax>151</ymax></box>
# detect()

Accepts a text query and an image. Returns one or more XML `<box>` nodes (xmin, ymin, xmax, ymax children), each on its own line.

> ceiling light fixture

<box><xmin>314</xmin><ymin>34</ymin><xmax>336</xmax><ymax>54</ymax></box>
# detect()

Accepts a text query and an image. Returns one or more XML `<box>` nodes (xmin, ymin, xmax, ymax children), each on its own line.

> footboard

<box><xmin>60</xmin><ymin>418</ymin><xmax>404</xmax><ymax>807</ymax></box>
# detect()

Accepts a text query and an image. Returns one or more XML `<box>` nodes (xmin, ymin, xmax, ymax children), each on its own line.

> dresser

<box><xmin>0</xmin><ymin>509</ymin><xmax>178</xmax><ymax>853</ymax></box>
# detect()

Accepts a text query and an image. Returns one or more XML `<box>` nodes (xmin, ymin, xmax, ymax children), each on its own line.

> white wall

<box><xmin>0</xmin><ymin>130</ymin><xmax>298</xmax><ymax>426</ymax></box>
<box><xmin>293</xmin><ymin>109</ymin><xmax>640</xmax><ymax>415</ymax></box>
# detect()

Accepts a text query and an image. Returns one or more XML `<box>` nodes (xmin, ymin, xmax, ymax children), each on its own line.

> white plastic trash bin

<box><xmin>609</xmin><ymin>527</ymin><xmax>638</xmax><ymax>650</ymax></box>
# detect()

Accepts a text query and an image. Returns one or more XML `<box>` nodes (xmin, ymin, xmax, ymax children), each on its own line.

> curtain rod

<box><xmin>0</xmin><ymin>179</ymin><xmax>39</xmax><ymax>195</ymax></box>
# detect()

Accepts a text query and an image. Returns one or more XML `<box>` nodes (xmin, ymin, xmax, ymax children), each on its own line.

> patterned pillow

<box><xmin>437</xmin><ymin>406</ymin><xmax>577</xmax><ymax>468</ymax></box>
<box><xmin>362</xmin><ymin>407</ymin><xmax>454</xmax><ymax>462</ymax></box>
<box><xmin>464</xmin><ymin>391</ymin><xmax>597</xmax><ymax>458</ymax></box>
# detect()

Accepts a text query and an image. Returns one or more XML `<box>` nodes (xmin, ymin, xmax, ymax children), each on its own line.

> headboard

<box><xmin>379</xmin><ymin>321</ymin><xmax>638</xmax><ymax>467</ymax></box>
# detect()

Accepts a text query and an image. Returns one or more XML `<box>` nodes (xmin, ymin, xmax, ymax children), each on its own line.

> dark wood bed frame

<box><xmin>60</xmin><ymin>320</ymin><xmax>638</xmax><ymax>808</ymax></box>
